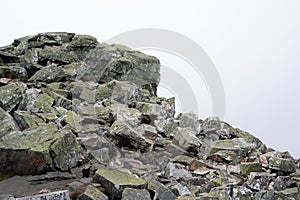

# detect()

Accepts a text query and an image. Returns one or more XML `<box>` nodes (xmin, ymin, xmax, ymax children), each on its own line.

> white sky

<box><xmin>1</xmin><ymin>0</ymin><xmax>300</xmax><ymax>158</ymax></box>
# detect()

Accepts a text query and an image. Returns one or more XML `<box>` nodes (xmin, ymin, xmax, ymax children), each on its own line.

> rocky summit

<box><xmin>0</xmin><ymin>32</ymin><xmax>299</xmax><ymax>200</ymax></box>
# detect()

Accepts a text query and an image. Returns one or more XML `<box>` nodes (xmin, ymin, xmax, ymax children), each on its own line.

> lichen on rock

<box><xmin>0</xmin><ymin>32</ymin><xmax>299</xmax><ymax>200</ymax></box>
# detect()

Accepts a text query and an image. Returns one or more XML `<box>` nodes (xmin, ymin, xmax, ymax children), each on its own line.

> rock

<box><xmin>0</xmin><ymin>195</ymin><xmax>15</xmax><ymax>200</ymax></box>
<box><xmin>273</xmin><ymin>176</ymin><xmax>297</xmax><ymax>191</ymax></box>
<box><xmin>268</xmin><ymin>156</ymin><xmax>296</xmax><ymax>174</ymax></box>
<box><xmin>240</xmin><ymin>162</ymin><xmax>263</xmax><ymax>176</ymax></box>
<box><xmin>109</xmin><ymin>103</ymin><xmax>141</xmax><ymax>127</ymax></box>
<box><xmin>121</xmin><ymin>188</ymin><xmax>151</xmax><ymax>200</ymax></box>
<box><xmin>0</xmin><ymin>32</ymin><xmax>299</xmax><ymax>200</ymax></box>
<box><xmin>18</xmin><ymin>88</ymin><xmax>54</xmax><ymax>113</ymax></box>
<box><xmin>0</xmin><ymin>124</ymin><xmax>81</xmax><ymax>175</ymax></box>
<box><xmin>0</xmin><ymin>83</ymin><xmax>24</xmax><ymax>112</ymax></box>
<box><xmin>232</xmin><ymin>185</ymin><xmax>253</xmax><ymax>199</ymax></box>
<box><xmin>177</xmin><ymin>113</ymin><xmax>200</xmax><ymax>133</ymax></box>
<box><xmin>0</xmin><ymin>107</ymin><xmax>19</xmax><ymax>137</ymax></box>
<box><xmin>147</xmin><ymin>180</ymin><xmax>176</xmax><ymax>200</ymax></box>
<box><xmin>78</xmin><ymin>185</ymin><xmax>108</xmax><ymax>200</ymax></box>
<box><xmin>28</xmin><ymin>65</ymin><xmax>66</xmax><ymax>83</ymax></box>
<box><xmin>94</xmin><ymin>168</ymin><xmax>146</xmax><ymax>200</ymax></box>
<box><xmin>246</xmin><ymin>172</ymin><xmax>275</xmax><ymax>191</ymax></box>
<box><xmin>95</xmin><ymin>80</ymin><xmax>147</xmax><ymax>104</ymax></box>
<box><xmin>171</xmin><ymin>183</ymin><xmax>191</xmax><ymax>196</ymax></box>
<box><xmin>201</xmin><ymin>117</ymin><xmax>222</xmax><ymax>133</ymax></box>
<box><xmin>108</xmin><ymin>120</ymin><xmax>153</xmax><ymax>152</ymax></box>
<box><xmin>208</xmin><ymin>138</ymin><xmax>251</xmax><ymax>158</ymax></box>
<box><xmin>13</xmin><ymin>111</ymin><xmax>46</xmax><ymax>130</ymax></box>
<box><xmin>164</xmin><ymin>163</ymin><xmax>192</xmax><ymax>180</ymax></box>
<box><xmin>279</xmin><ymin>187</ymin><xmax>299</xmax><ymax>199</ymax></box>
<box><xmin>0</xmin><ymin>66</ymin><xmax>27</xmax><ymax>80</ymax></box>
<box><xmin>63</xmin><ymin>110</ymin><xmax>84</xmax><ymax>133</ymax></box>
<box><xmin>37</xmin><ymin>48</ymin><xmax>79</xmax><ymax>66</ymax></box>
<box><xmin>172</xmin><ymin>127</ymin><xmax>201</xmax><ymax>154</ymax></box>
<box><xmin>0</xmin><ymin>51</ymin><xmax>20</xmax><ymax>63</ymax></box>
<box><xmin>16</xmin><ymin>190</ymin><xmax>70</xmax><ymax>200</ymax></box>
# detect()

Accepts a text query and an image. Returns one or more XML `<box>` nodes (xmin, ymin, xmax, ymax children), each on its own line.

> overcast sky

<box><xmin>1</xmin><ymin>1</ymin><xmax>300</xmax><ymax>158</ymax></box>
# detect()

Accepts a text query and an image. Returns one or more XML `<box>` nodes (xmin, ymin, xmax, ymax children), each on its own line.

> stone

<box><xmin>13</xmin><ymin>111</ymin><xmax>46</xmax><ymax>130</ymax></box>
<box><xmin>177</xmin><ymin>113</ymin><xmax>200</xmax><ymax>133</ymax></box>
<box><xmin>63</xmin><ymin>110</ymin><xmax>84</xmax><ymax>133</ymax></box>
<box><xmin>94</xmin><ymin>168</ymin><xmax>146</xmax><ymax>200</ymax></box>
<box><xmin>0</xmin><ymin>107</ymin><xmax>19</xmax><ymax>137</ymax></box>
<box><xmin>246</xmin><ymin>172</ymin><xmax>275</xmax><ymax>191</ymax></box>
<box><xmin>18</xmin><ymin>88</ymin><xmax>54</xmax><ymax>113</ymax></box>
<box><xmin>0</xmin><ymin>83</ymin><xmax>24</xmax><ymax>112</ymax></box>
<box><xmin>0</xmin><ymin>66</ymin><xmax>27</xmax><ymax>80</ymax></box>
<box><xmin>78</xmin><ymin>185</ymin><xmax>108</xmax><ymax>200</ymax></box>
<box><xmin>172</xmin><ymin>127</ymin><xmax>201</xmax><ymax>154</ymax></box>
<box><xmin>240</xmin><ymin>162</ymin><xmax>263</xmax><ymax>176</ymax></box>
<box><xmin>109</xmin><ymin>103</ymin><xmax>141</xmax><ymax>127</ymax></box>
<box><xmin>108</xmin><ymin>120</ymin><xmax>153</xmax><ymax>152</ymax></box>
<box><xmin>268</xmin><ymin>156</ymin><xmax>296</xmax><ymax>174</ymax></box>
<box><xmin>171</xmin><ymin>183</ymin><xmax>191</xmax><ymax>196</ymax></box>
<box><xmin>273</xmin><ymin>176</ymin><xmax>297</xmax><ymax>191</ymax></box>
<box><xmin>0</xmin><ymin>124</ymin><xmax>81</xmax><ymax>175</ymax></box>
<box><xmin>121</xmin><ymin>188</ymin><xmax>151</xmax><ymax>200</ymax></box>
<box><xmin>0</xmin><ymin>51</ymin><xmax>20</xmax><ymax>63</ymax></box>
<box><xmin>164</xmin><ymin>163</ymin><xmax>192</xmax><ymax>180</ymax></box>
<box><xmin>0</xmin><ymin>32</ymin><xmax>299</xmax><ymax>200</ymax></box>
<box><xmin>16</xmin><ymin>190</ymin><xmax>70</xmax><ymax>200</ymax></box>
<box><xmin>147</xmin><ymin>180</ymin><xmax>176</xmax><ymax>200</ymax></box>
<box><xmin>208</xmin><ymin>138</ymin><xmax>251</xmax><ymax>158</ymax></box>
<box><xmin>28</xmin><ymin>65</ymin><xmax>65</xmax><ymax>83</ymax></box>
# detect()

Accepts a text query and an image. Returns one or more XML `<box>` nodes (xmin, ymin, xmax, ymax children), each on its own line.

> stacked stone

<box><xmin>0</xmin><ymin>33</ymin><xmax>299</xmax><ymax>200</ymax></box>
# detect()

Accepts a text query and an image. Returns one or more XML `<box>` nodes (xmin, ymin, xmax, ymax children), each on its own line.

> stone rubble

<box><xmin>0</xmin><ymin>32</ymin><xmax>299</xmax><ymax>200</ymax></box>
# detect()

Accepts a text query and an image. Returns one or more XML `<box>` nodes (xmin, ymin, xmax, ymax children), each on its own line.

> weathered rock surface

<box><xmin>0</xmin><ymin>32</ymin><xmax>299</xmax><ymax>200</ymax></box>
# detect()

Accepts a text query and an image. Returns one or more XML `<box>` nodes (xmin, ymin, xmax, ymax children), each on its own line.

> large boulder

<box><xmin>94</xmin><ymin>168</ymin><xmax>146</xmax><ymax>200</ymax></box>
<box><xmin>0</xmin><ymin>124</ymin><xmax>81</xmax><ymax>176</ymax></box>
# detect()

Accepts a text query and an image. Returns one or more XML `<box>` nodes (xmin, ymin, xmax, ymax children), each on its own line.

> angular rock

<box><xmin>171</xmin><ymin>183</ymin><xmax>191</xmax><ymax>196</ymax></box>
<box><xmin>0</xmin><ymin>83</ymin><xmax>24</xmax><ymax>112</ymax></box>
<box><xmin>78</xmin><ymin>185</ymin><xmax>108</xmax><ymax>200</ymax></box>
<box><xmin>16</xmin><ymin>190</ymin><xmax>70</xmax><ymax>200</ymax></box>
<box><xmin>13</xmin><ymin>111</ymin><xmax>46</xmax><ymax>130</ymax></box>
<box><xmin>208</xmin><ymin>138</ymin><xmax>251</xmax><ymax>158</ymax></box>
<box><xmin>94</xmin><ymin>168</ymin><xmax>146</xmax><ymax>200</ymax></box>
<box><xmin>246</xmin><ymin>172</ymin><xmax>275</xmax><ymax>191</ymax></box>
<box><xmin>0</xmin><ymin>66</ymin><xmax>27</xmax><ymax>80</ymax></box>
<box><xmin>147</xmin><ymin>180</ymin><xmax>176</xmax><ymax>200</ymax></box>
<box><xmin>121</xmin><ymin>188</ymin><xmax>151</xmax><ymax>200</ymax></box>
<box><xmin>165</xmin><ymin>163</ymin><xmax>192</xmax><ymax>180</ymax></box>
<box><xmin>240</xmin><ymin>162</ymin><xmax>263</xmax><ymax>176</ymax></box>
<box><xmin>28</xmin><ymin>65</ymin><xmax>65</xmax><ymax>83</ymax></box>
<box><xmin>0</xmin><ymin>124</ymin><xmax>81</xmax><ymax>175</ymax></box>
<box><xmin>18</xmin><ymin>88</ymin><xmax>54</xmax><ymax>112</ymax></box>
<box><xmin>177</xmin><ymin>112</ymin><xmax>200</xmax><ymax>133</ymax></box>
<box><xmin>0</xmin><ymin>107</ymin><xmax>19</xmax><ymax>137</ymax></box>
<box><xmin>172</xmin><ymin>127</ymin><xmax>201</xmax><ymax>154</ymax></box>
<box><xmin>273</xmin><ymin>176</ymin><xmax>297</xmax><ymax>191</ymax></box>
<box><xmin>268</xmin><ymin>156</ymin><xmax>296</xmax><ymax>174</ymax></box>
<box><xmin>0</xmin><ymin>51</ymin><xmax>20</xmax><ymax>63</ymax></box>
<box><xmin>108</xmin><ymin>120</ymin><xmax>153</xmax><ymax>152</ymax></box>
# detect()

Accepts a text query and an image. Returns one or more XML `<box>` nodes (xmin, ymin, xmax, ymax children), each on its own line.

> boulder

<box><xmin>108</xmin><ymin>120</ymin><xmax>153</xmax><ymax>152</ymax></box>
<box><xmin>121</xmin><ymin>188</ymin><xmax>151</xmax><ymax>200</ymax></box>
<box><xmin>0</xmin><ymin>124</ymin><xmax>81</xmax><ymax>175</ymax></box>
<box><xmin>0</xmin><ymin>107</ymin><xmax>19</xmax><ymax>137</ymax></box>
<box><xmin>94</xmin><ymin>168</ymin><xmax>146</xmax><ymax>200</ymax></box>
<box><xmin>78</xmin><ymin>185</ymin><xmax>108</xmax><ymax>200</ymax></box>
<box><xmin>0</xmin><ymin>83</ymin><xmax>24</xmax><ymax>112</ymax></box>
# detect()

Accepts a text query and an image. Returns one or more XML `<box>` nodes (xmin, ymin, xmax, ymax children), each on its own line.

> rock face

<box><xmin>0</xmin><ymin>32</ymin><xmax>299</xmax><ymax>200</ymax></box>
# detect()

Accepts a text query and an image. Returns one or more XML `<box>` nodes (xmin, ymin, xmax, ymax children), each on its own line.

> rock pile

<box><xmin>0</xmin><ymin>32</ymin><xmax>299</xmax><ymax>200</ymax></box>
